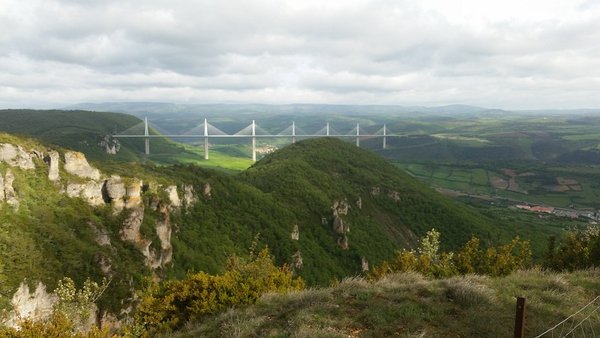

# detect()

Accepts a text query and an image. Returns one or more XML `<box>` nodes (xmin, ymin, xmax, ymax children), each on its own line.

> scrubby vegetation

<box><xmin>135</xmin><ymin>246</ymin><xmax>304</xmax><ymax>333</ymax></box>
<box><xmin>369</xmin><ymin>229</ymin><xmax>532</xmax><ymax>280</ymax></box>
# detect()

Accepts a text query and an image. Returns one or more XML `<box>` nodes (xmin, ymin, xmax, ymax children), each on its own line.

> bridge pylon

<box><xmin>144</xmin><ymin>117</ymin><xmax>150</xmax><ymax>155</ymax></box>
<box><xmin>251</xmin><ymin>120</ymin><xmax>256</xmax><ymax>162</ymax></box>
<box><xmin>204</xmin><ymin>118</ymin><xmax>209</xmax><ymax>160</ymax></box>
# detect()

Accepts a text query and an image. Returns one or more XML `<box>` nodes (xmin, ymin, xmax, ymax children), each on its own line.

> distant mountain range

<box><xmin>64</xmin><ymin>102</ymin><xmax>600</xmax><ymax>118</ymax></box>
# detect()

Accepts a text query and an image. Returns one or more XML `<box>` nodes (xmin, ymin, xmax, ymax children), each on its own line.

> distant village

<box><xmin>514</xmin><ymin>204</ymin><xmax>600</xmax><ymax>223</ymax></box>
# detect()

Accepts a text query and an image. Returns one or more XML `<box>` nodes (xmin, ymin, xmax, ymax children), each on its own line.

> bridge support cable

<box><xmin>356</xmin><ymin>123</ymin><xmax>360</xmax><ymax>147</ymax></box>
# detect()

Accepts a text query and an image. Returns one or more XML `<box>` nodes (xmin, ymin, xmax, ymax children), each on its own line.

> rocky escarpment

<box><xmin>0</xmin><ymin>142</ymin><xmax>201</xmax><ymax>271</ymax></box>
<box><xmin>0</xmin><ymin>140</ymin><xmax>205</xmax><ymax>329</ymax></box>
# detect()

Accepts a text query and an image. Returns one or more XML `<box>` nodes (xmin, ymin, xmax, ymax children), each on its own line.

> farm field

<box><xmin>396</xmin><ymin>161</ymin><xmax>600</xmax><ymax>209</ymax></box>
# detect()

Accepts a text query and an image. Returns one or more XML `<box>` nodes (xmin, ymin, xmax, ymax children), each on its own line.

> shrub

<box><xmin>135</xmin><ymin>247</ymin><xmax>304</xmax><ymax>332</ymax></box>
<box><xmin>369</xmin><ymin>229</ymin><xmax>532</xmax><ymax>280</ymax></box>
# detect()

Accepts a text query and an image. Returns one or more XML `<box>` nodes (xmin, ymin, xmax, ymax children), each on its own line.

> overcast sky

<box><xmin>1</xmin><ymin>0</ymin><xmax>599</xmax><ymax>109</ymax></box>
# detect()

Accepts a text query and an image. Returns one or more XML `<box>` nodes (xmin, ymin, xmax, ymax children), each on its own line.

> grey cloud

<box><xmin>1</xmin><ymin>0</ymin><xmax>599</xmax><ymax>109</ymax></box>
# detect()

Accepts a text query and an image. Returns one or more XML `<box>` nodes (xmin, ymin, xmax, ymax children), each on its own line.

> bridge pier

<box><xmin>204</xmin><ymin>118</ymin><xmax>209</xmax><ymax>160</ymax></box>
<box><xmin>383</xmin><ymin>124</ymin><xmax>387</xmax><ymax>150</ymax></box>
<box><xmin>144</xmin><ymin>117</ymin><xmax>150</xmax><ymax>155</ymax></box>
<box><xmin>251</xmin><ymin>120</ymin><xmax>256</xmax><ymax>162</ymax></box>
<box><xmin>292</xmin><ymin>121</ymin><xmax>296</xmax><ymax>144</ymax></box>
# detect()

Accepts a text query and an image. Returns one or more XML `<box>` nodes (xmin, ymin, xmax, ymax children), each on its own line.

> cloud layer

<box><xmin>1</xmin><ymin>0</ymin><xmax>599</xmax><ymax>109</ymax></box>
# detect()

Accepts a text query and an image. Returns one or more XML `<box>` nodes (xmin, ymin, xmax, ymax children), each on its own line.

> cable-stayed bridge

<box><xmin>113</xmin><ymin>118</ymin><xmax>400</xmax><ymax>161</ymax></box>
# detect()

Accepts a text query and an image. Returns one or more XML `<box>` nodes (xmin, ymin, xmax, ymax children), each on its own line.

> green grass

<box><xmin>177</xmin><ymin>269</ymin><xmax>600</xmax><ymax>337</ymax></box>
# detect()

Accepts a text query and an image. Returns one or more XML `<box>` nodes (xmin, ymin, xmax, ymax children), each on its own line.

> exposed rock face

<box><xmin>66</xmin><ymin>181</ymin><xmax>104</xmax><ymax>206</ymax></box>
<box><xmin>331</xmin><ymin>200</ymin><xmax>350</xmax><ymax>247</ymax></box>
<box><xmin>154</xmin><ymin>202</ymin><xmax>173</xmax><ymax>267</ymax></box>
<box><xmin>331</xmin><ymin>199</ymin><xmax>350</xmax><ymax>217</ymax></box>
<box><xmin>5</xmin><ymin>282</ymin><xmax>57</xmax><ymax>328</ymax></box>
<box><xmin>337</xmin><ymin>234</ymin><xmax>349</xmax><ymax>250</ymax></box>
<box><xmin>0</xmin><ymin>143</ymin><xmax>35</xmax><ymax>170</ymax></box>
<box><xmin>99</xmin><ymin>135</ymin><xmax>120</xmax><ymax>154</ymax></box>
<box><xmin>120</xmin><ymin>207</ymin><xmax>145</xmax><ymax>244</ymax></box>
<box><xmin>66</xmin><ymin>183</ymin><xmax>83</xmax><ymax>198</ymax></box>
<box><xmin>370</xmin><ymin>187</ymin><xmax>381</xmax><ymax>196</ymax></box>
<box><xmin>332</xmin><ymin>216</ymin><xmax>349</xmax><ymax>234</ymax></box>
<box><xmin>89</xmin><ymin>222</ymin><xmax>111</xmax><ymax>247</ymax></box>
<box><xmin>4</xmin><ymin>169</ymin><xmax>19</xmax><ymax>210</ymax></box>
<box><xmin>0</xmin><ymin>172</ymin><xmax>4</xmax><ymax>202</ymax></box>
<box><xmin>165</xmin><ymin>185</ymin><xmax>181</xmax><ymax>208</ymax></box>
<box><xmin>45</xmin><ymin>151</ymin><xmax>60</xmax><ymax>181</ymax></box>
<box><xmin>291</xmin><ymin>224</ymin><xmax>299</xmax><ymax>241</ymax></box>
<box><xmin>361</xmin><ymin>257</ymin><xmax>369</xmax><ymax>271</ymax></box>
<box><xmin>125</xmin><ymin>180</ymin><xmax>143</xmax><ymax>209</ymax></box>
<box><xmin>387</xmin><ymin>190</ymin><xmax>401</xmax><ymax>202</ymax></box>
<box><xmin>81</xmin><ymin>181</ymin><xmax>104</xmax><ymax>206</ymax></box>
<box><xmin>292</xmin><ymin>251</ymin><xmax>303</xmax><ymax>269</ymax></box>
<box><xmin>203</xmin><ymin>182</ymin><xmax>212</xmax><ymax>198</ymax></box>
<box><xmin>356</xmin><ymin>197</ymin><xmax>362</xmax><ymax>209</ymax></box>
<box><xmin>104</xmin><ymin>176</ymin><xmax>126</xmax><ymax>212</ymax></box>
<box><xmin>183</xmin><ymin>184</ymin><xmax>197</xmax><ymax>208</ymax></box>
<box><xmin>64</xmin><ymin>151</ymin><xmax>100</xmax><ymax>180</ymax></box>
<box><xmin>95</xmin><ymin>253</ymin><xmax>113</xmax><ymax>276</ymax></box>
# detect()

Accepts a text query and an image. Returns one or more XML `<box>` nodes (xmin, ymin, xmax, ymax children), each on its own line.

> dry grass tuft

<box><xmin>443</xmin><ymin>275</ymin><xmax>494</xmax><ymax>306</ymax></box>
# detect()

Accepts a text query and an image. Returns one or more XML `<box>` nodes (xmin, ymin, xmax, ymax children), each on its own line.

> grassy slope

<box><xmin>179</xmin><ymin>269</ymin><xmax>600</xmax><ymax>337</ymax></box>
<box><xmin>113</xmin><ymin>138</ymin><xmax>509</xmax><ymax>286</ymax></box>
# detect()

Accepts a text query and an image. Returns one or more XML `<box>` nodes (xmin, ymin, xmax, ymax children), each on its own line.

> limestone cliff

<box><xmin>64</xmin><ymin>151</ymin><xmax>100</xmax><ymax>180</ymax></box>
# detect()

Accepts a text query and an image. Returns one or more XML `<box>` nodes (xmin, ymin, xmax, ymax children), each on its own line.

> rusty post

<box><xmin>514</xmin><ymin>297</ymin><xmax>526</xmax><ymax>338</ymax></box>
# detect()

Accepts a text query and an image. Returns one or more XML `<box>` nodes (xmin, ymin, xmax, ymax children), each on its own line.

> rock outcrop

<box><xmin>4</xmin><ymin>169</ymin><xmax>19</xmax><ymax>210</ymax></box>
<box><xmin>361</xmin><ymin>257</ymin><xmax>369</xmax><ymax>271</ymax></box>
<box><xmin>165</xmin><ymin>185</ymin><xmax>181</xmax><ymax>208</ymax></box>
<box><xmin>203</xmin><ymin>182</ymin><xmax>212</xmax><ymax>198</ymax></box>
<box><xmin>183</xmin><ymin>185</ymin><xmax>197</xmax><ymax>208</ymax></box>
<box><xmin>81</xmin><ymin>181</ymin><xmax>105</xmax><ymax>206</ymax></box>
<box><xmin>153</xmin><ymin>202</ymin><xmax>173</xmax><ymax>267</ymax></box>
<box><xmin>104</xmin><ymin>176</ymin><xmax>126</xmax><ymax>212</ymax></box>
<box><xmin>66</xmin><ymin>181</ymin><xmax>104</xmax><ymax>206</ymax></box>
<box><xmin>370</xmin><ymin>186</ymin><xmax>380</xmax><ymax>196</ymax></box>
<box><xmin>387</xmin><ymin>190</ymin><xmax>401</xmax><ymax>202</ymax></box>
<box><xmin>0</xmin><ymin>172</ymin><xmax>4</xmax><ymax>203</ymax></box>
<box><xmin>331</xmin><ymin>200</ymin><xmax>351</xmax><ymax>234</ymax></box>
<box><xmin>356</xmin><ymin>197</ymin><xmax>362</xmax><ymax>209</ymax></box>
<box><xmin>331</xmin><ymin>200</ymin><xmax>351</xmax><ymax>249</ymax></box>
<box><xmin>45</xmin><ymin>151</ymin><xmax>60</xmax><ymax>181</ymax></box>
<box><xmin>0</xmin><ymin>143</ymin><xmax>35</xmax><ymax>170</ymax></box>
<box><xmin>64</xmin><ymin>151</ymin><xmax>100</xmax><ymax>180</ymax></box>
<box><xmin>292</xmin><ymin>251</ymin><xmax>303</xmax><ymax>269</ymax></box>
<box><xmin>4</xmin><ymin>282</ymin><xmax>57</xmax><ymax>328</ymax></box>
<box><xmin>99</xmin><ymin>135</ymin><xmax>120</xmax><ymax>155</ymax></box>
<box><xmin>291</xmin><ymin>224</ymin><xmax>299</xmax><ymax>241</ymax></box>
<box><xmin>125</xmin><ymin>180</ymin><xmax>143</xmax><ymax>209</ymax></box>
<box><xmin>120</xmin><ymin>207</ymin><xmax>146</xmax><ymax>245</ymax></box>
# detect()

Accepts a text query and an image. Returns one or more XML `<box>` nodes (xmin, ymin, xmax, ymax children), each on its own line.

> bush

<box><xmin>135</xmin><ymin>247</ymin><xmax>304</xmax><ymax>332</ymax></box>
<box><xmin>544</xmin><ymin>225</ymin><xmax>600</xmax><ymax>271</ymax></box>
<box><xmin>369</xmin><ymin>229</ymin><xmax>532</xmax><ymax>280</ymax></box>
